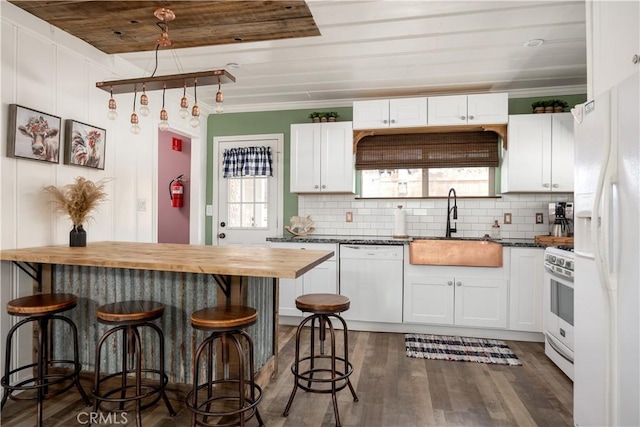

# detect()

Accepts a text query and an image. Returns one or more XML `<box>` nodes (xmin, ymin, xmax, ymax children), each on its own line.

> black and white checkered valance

<box><xmin>222</xmin><ymin>146</ymin><xmax>273</xmax><ymax>178</ymax></box>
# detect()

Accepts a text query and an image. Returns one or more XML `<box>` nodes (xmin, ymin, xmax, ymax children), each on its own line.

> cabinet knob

<box><xmin>456</xmin><ymin>281</ymin><xmax>462</xmax><ymax>286</ymax></box>
<box><xmin>633</xmin><ymin>54</ymin><xmax>639</xmax><ymax>64</ymax></box>
<box><xmin>552</xmin><ymin>183</ymin><xmax>559</xmax><ymax>188</ymax></box>
<box><xmin>390</xmin><ymin>119</ymin><xmax>396</xmax><ymax>124</ymax></box>
<box><xmin>218</xmin><ymin>233</ymin><xmax>226</xmax><ymax>239</ymax></box>
<box><xmin>314</xmin><ymin>185</ymin><xmax>319</xmax><ymax>189</ymax></box>
<box><xmin>460</xmin><ymin>116</ymin><xmax>466</xmax><ymax>121</ymax></box>
<box><xmin>447</xmin><ymin>281</ymin><xmax>453</xmax><ymax>286</ymax></box>
<box><xmin>543</xmin><ymin>183</ymin><xmax>550</xmax><ymax>188</ymax></box>
<box><xmin>321</xmin><ymin>184</ymin><xmax>326</xmax><ymax>189</ymax></box>
<box><xmin>468</xmin><ymin>115</ymin><xmax>474</xmax><ymax>120</ymax></box>
<box><xmin>383</xmin><ymin>119</ymin><xmax>388</xmax><ymax>124</ymax></box>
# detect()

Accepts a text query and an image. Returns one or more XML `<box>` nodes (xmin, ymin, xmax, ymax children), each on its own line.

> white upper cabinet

<box><xmin>428</xmin><ymin>93</ymin><xmax>508</xmax><ymax>125</ymax></box>
<box><xmin>501</xmin><ymin>113</ymin><xmax>574</xmax><ymax>193</ymax></box>
<box><xmin>589</xmin><ymin>0</ymin><xmax>640</xmax><ymax>97</ymax></box>
<box><xmin>353</xmin><ymin>97</ymin><xmax>427</xmax><ymax>129</ymax></box>
<box><xmin>290</xmin><ymin>121</ymin><xmax>354</xmax><ymax>193</ymax></box>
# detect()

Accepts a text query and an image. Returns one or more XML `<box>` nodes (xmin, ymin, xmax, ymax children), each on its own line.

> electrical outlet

<box><xmin>536</xmin><ymin>213</ymin><xmax>544</xmax><ymax>224</ymax></box>
<box><xmin>503</xmin><ymin>213</ymin><xmax>512</xmax><ymax>224</ymax></box>
<box><xmin>137</xmin><ymin>199</ymin><xmax>147</xmax><ymax>212</ymax></box>
<box><xmin>345</xmin><ymin>211</ymin><xmax>353</xmax><ymax>222</ymax></box>
<box><xmin>205</xmin><ymin>205</ymin><xmax>213</xmax><ymax>216</ymax></box>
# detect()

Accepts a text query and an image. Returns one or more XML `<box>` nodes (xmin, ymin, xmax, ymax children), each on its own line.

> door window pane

<box><xmin>226</xmin><ymin>176</ymin><xmax>270</xmax><ymax>228</ymax></box>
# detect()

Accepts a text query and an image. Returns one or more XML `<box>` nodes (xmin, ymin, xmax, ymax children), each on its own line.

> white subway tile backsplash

<box><xmin>297</xmin><ymin>194</ymin><xmax>571</xmax><ymax>239</ymax></box>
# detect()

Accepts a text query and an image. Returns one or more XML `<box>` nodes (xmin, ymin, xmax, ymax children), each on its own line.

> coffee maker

<box><xmin>548</xmin><ymin>202</ymin><xmax>574</xmax><ymax>237</ymax></box>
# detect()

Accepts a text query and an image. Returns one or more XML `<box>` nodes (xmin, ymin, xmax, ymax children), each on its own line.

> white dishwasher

<box><xmin>339</xmin><ymin>244</ymin><xmax>404</xmax><ymax>323</ymax></box>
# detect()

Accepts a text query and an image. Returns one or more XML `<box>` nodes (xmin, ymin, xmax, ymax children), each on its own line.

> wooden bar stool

<box><xmin>186</xmin><ymin>305</ymin><xmax>263</xmax><ymax>427</ymax></box>
<box><xmin>1</xmin><ymin>293</ymin><xmax>91</xmax><ymax>427</ymax></box>
<box><xmin>92</xmin><ymin>300</ymin><xmax>175</xmax><ymax>427</ymax></box>
<box><xmin>283</xmin><ymin>293</ymin><xmax>358</xmax><ymax>427</ymax></box>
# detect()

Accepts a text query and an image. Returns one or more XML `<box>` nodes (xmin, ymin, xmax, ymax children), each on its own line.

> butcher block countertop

<box><xmin>0</xmin><ymin>241</ymin><xmax>333</xmax><ymax>279</ymax></box>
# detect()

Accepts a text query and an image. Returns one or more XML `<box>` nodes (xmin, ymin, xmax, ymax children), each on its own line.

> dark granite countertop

<box><xmin>266</xmin><ymin>234</ymin><xmax>547</xmax><ymax>248</ymax></box>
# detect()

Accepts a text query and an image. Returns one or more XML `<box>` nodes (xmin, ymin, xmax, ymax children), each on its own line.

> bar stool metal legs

<box><xmin>1</xmin><ymin>294</ymin><xmax>90</xmax><ymax>427</ymax></box>
<box><xmin>186</xmin><ymin>305</ymin><xmax>263</xmax><ymax>427</ymax></box>
<box><xmin>92</xmin><ymin>301</ymin><xmax>175</xmax><ymax>427</ymax></box>
<box><xmin>283</xmin><ymin>294</ymin><xmax>358</xmax><ymax>427</ymax></box>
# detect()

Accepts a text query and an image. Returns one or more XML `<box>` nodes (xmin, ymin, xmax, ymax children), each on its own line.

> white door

<box><xmin>213</xmin><ymin>134</ymin><xmax>283</xmax><ymax>246</ymax></box>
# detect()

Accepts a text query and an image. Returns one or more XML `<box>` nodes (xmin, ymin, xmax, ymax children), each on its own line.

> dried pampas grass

<box><xmin>43</xmin><ymin>177</ymin><xmax>109</xmax><ymax>225</ymax></box>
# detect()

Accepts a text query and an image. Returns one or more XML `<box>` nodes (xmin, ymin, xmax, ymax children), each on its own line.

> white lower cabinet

<box><xmin>404</xmin><ymin>248</ymin><xmax>509</xmax><ymax>328</ymax></box>
<box><xmin>508</xmin><ymin>247</ymin><xmax>544</xmax><ymax>332</ymax></box>
<box><xmin>269</xmin><ymin>242</ymin><xmax>338</xmax><ymax>316</ymax></box>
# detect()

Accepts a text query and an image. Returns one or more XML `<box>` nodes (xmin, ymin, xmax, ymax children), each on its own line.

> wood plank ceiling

<box><xmin>7</xmin><ymin>1</ymin><xmax>320</xmax><ymax>53</ymax></box>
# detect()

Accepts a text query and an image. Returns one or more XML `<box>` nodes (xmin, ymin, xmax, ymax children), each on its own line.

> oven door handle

<box><xmin>545</xmin><ymin>332</ymin><xmax>574</xmax><ymax>364</ymax></box>
<box><xmin>544</xmin><ymin>265</ymin><xmax>555</xmax><ymax>275</ymax></box>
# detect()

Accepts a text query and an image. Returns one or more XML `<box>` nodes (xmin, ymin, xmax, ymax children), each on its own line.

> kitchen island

<box><xmin>0</xmin><ymin>241</ymin><xmax>333</xmax><ymax>387</ymax></box>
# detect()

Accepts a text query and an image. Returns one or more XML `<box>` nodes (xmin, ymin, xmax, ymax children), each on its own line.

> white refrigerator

<box><xmin>572</xmin><ymin>69</ymin><xmax>640</xmax><ymax>426</ymax></box>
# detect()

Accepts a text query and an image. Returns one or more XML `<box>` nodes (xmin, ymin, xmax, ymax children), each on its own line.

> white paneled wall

<box><xmin>298</xmin><ymin>193</ymin><xmax>573</xmax><ymax>239</ymax></box>
<box><xmin>0</xmin><ymin>2</ymin><xmax>210</xmax><ymax>389</ymax></box>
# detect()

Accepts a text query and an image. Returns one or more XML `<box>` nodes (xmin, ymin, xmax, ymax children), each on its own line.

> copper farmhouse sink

<box><xmin>409</xmin><ymin>239</ymin><xmax>503</xmax><ymax>267</ymax></box>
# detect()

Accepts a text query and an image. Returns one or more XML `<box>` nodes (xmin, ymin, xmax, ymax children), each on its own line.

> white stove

<box><xmin>543</xmin><ymin>245</ymin><xmax>575</xmax><ymax>380</ymax></box>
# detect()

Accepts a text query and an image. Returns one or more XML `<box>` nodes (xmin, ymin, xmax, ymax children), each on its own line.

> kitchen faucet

<box><xmin>446</xmin><ymin>187</ymin><xmax>457</xmax><ymax>238</ymax></box>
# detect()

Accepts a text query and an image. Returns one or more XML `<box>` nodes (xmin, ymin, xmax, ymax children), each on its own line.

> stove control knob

<box><xmin>558</xmin><ymin>258</ymin><xmax>565</xmax><ymax>267</ymax></box>
<box><xmin>549</xmin><ymin>255</ymin><xmax>557</xmax><ymax>264</ymax></box>
<box><xmin>565</xmin><ymin>261</ymin><xmax>574</xmax><ymax>270</ymax></box>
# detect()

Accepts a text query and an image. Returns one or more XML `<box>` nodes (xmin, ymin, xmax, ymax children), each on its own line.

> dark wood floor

<box><xmin>1</xmin><ymin>325</ymin><xmax>573</xmax><ymax>426</ymax></box>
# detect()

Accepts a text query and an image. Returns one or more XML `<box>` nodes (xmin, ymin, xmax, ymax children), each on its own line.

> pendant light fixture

<box><xmin>139</xmin><ymin>83</ymin><xmax>150</xmax><ymax>117</ymax></box>
<box><xmin>96</xmin><ymin>7</ymin><xmax>235</xmax><ymax>132</ymax></box>
<box><xmin>130</xmin><ymin>86</ymin><xmax>140</xmax><ymax>134</ymax></box>
<box><xmin>190</xmin><ymin>79</ymin><xmax>200</xmax><ymax>128</ymax></box>
<box><xmin>215</xmin><ymin>80</ymin><xmax>224</xmax><ymax>114</ymax></box>
<box><xmin>179</xmin><ymin>82</ymin><xmax>189</xmax><ymax>119</ymax></box>
<box><xmin>107</xmin><ymin>87</ymin><xmax>118</xmax><ymax>120</ymax></box>
<box><xmin>159</xmin><ymin>84</ymin><xmax>169</xmax><ymax>131</ymax></box>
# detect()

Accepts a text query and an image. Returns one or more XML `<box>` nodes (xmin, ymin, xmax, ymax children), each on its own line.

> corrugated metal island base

<box><xmin>0</xmin><ymin>241</ymin><xmax>334</xmax><ymax>388</ymax></box>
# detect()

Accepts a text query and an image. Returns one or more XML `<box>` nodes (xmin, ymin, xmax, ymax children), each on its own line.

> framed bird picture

<box><xmin>64</xmin><ymin>120</ymin><xmax>106</xmax><ymax>170</ymax></box>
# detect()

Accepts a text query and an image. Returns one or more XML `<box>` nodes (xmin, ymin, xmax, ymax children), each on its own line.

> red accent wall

<box><xmin>158</xmin><ymin>131</ymin><xmax>191</xmax><ymax>244</ymax></box>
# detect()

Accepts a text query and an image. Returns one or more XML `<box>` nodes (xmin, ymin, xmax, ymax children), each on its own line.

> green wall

<box><xmin>205</xmin><ymin>107</ymin><xmax>353</xmax><ymax>244</ymax></box>
<box><xmin>205</xmin><ymin>94</ymin><xmax>587</xmax><ymax>244</ymax></box>
<box><xmin>509</xmin><ymin>94</ymin><xmax>587</xmax><ymax>114</ymax></box>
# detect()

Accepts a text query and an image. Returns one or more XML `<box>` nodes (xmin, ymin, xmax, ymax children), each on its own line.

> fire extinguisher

<box><xmin>169</xmin><ymin>174</ymin><xmax>184</xmax><ymax>208</ymax></box>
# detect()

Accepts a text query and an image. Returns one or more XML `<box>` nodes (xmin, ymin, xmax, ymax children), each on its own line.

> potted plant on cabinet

<box><xmin>542</xmin><ymin>100</ymin><xmax>555</xmax><ymax>113</ymax></box>
<box><xmin>308</xmin><ymin>112</ymin><xmax>322</xmax><ymax>123</ymax></box>
<box><xmin>531</xmin><ymin>101</ymin><xmax>545</xmax><ymax>114</ymax></box>
<box><xmin>326</xmin><ymin>112</ymin><xmax>339</xmax><ymax>122</ymax></box>
<box><xmin>553</xmin><ymin>100</ymin><xmax>569</xmax><ymax>112</ymax></box>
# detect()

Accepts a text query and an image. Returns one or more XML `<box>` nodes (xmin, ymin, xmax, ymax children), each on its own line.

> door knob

<box><xmin>218</xmin><ymin>233</ymin><xmax>226</xmax><ymax>239</ymax></box>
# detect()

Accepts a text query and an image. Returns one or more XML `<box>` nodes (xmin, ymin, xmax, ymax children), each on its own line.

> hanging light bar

<box><xmin>96</xmin><ymin>69</ymin><xmax>235</xmax><ymax>94</ymax></box>
<box><xmin>96</xmin><ymin>7</ymin><xmax>235</xmax><ymax>132</ymax></box>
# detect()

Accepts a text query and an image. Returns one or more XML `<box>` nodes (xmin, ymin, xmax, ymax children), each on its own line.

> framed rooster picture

<box><xmin>64</xmin><ymin>120</ymin><xmax>106</xmax><ymax>170</ymax></box>
<box><xmin>7</xmin><ymin>104</ymin><xmax>62</xmax><ymax>163</ymax></box>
